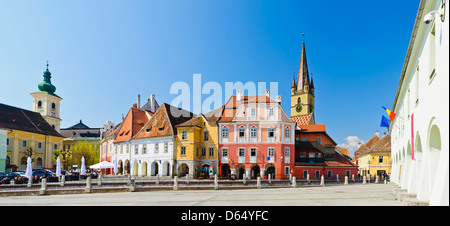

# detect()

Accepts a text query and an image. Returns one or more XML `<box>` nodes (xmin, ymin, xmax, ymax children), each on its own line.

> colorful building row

<box><xmin>99</xmin><ymin>39</ymin><xmax>358</xmax><ymax>180</ymax></box>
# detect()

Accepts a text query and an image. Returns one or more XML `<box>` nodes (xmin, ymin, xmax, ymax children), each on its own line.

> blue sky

<box><xmin>0</xmin><ymin>0</ymin><xmax>420</xmax><ymax>155</ymax></box>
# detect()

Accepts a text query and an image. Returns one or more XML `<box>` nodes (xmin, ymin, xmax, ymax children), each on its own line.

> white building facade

<box><xmin>390</xmin><ymin>0</ymin><xmax>449</xmax><ymax>206</ymax></box>
<box><xmin>130</xmin><ymin>137</ymin><xmax>175</xmax><ymax>177</ymax></box>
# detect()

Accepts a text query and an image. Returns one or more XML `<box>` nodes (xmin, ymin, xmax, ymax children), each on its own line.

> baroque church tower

<box><xmin>291</xmin><ymin>37</ymin><xmax>315</xmax><ymax>124</ymax></box>
<box><xmin>30</xmin><ymin>63</ymin><xmax>62</xmax><ymax>132</ymax></box>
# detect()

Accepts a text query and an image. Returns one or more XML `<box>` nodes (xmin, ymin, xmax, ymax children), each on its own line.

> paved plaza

<box><xmin>0</xmin><ymin>183</ymin><xmax>403</xmax><ymax>206</ymax></box>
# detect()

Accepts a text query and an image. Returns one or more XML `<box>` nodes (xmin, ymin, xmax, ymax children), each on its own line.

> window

<box><xmin>315</xmin><ymin>171</ymin><xmax>320</xmax><ymax>178</ymax></box>
<box><xmin>284</xmin><ymin>147</ymin><xmax>290</xmax><ymax>157</ymax></box>
<box><xmin>6</xmin><ymin>138</ymin><xmax>9</xmax><ymax>146</ymax></box>
<box><xmin>115</xmin><ymin>146</ymin><xmax>118</xmax><ymax>154</ymax></box>
<box><xmin>269</xmin><ymin>108</ymin><xmax>274</xmax><ymax>118</ymax></box>
<box><xmin>379</xmin><ymin>156</ymin><xmax>384</xmax><ymax>163</ymax></box>
<box><xmin>134</xmin><ymin>146</ymin><xmax>138</xmax><ymax>154</ymax></box>
<box><xmin>38</xmin><ymin>142</ymin><xmax>42</xmax><ymax>149</ymax></box>
<box><xmin>53</xmin><ymin>144</ymin><xmax>58</xmax><ymax>150</ymax></box>
<box><xmin>181</xmin><ymin>147</ymin><xmax>186</xmax><ymax>156</ymax></box>
<box><xmin>204</xmin><ymin>131</ymin><xmax>209</xmax><ymax>141</ymax></box>
<box><xmin>37</xmin><ymin>101</ymin><xmax>42</xmax><ymax>109</ymax></box>
<box><xmin>285</xmin><ymin>128</ymin><xmax>290</xmax><ymax>138</ymax></box>
<box><xmin>285</xmin><ymin>166</ymin><xmax>290</xmax><ymax>175</ymax></box>
<box><xmin>164</xmin><ymin>142</ymin><xmax>168</xmax><ymax>153</ymax></box>
<box><xmin>301</xmin><ymin>137</ymin><xmax>307</xmax><ymax>142</ymax></box>
<box><xmin>196</xmin><ymin>147</ymin><xmax>200</xmax><ymax>156</ymax></box>
<box><xmin>201</xmin><ymin>148</ymin><xmax>206</xmax><ymax>156</ymax></box>
<box><xmin>250</xmin><ymin>127</ymin><xmax>257</xmax><ymax>138</ymax></box>
<box><xmin>309</xmin><ymin>152</ymin><xmax>315</xmax><ymax>158</ymax></box>
<box><xmin>268</xmin><ymin>147</ymin><xmax>274</xmax><ymax>157</ymax></box>
<box><xmin>239</xmin><ymin>128</ymin><xmax>245</xmax><ymax>137</ymax></box>
<box><xmin>22</xmin><ymin>140</ymin><xmax>27</xmax><ymax>147</ymax></box>
<box><xmin>316</xmin><ymin>137</ymin><xmax>321</xmax><ymax>144</ymax></box>
<box><xmin>300</xmin><ymin>152</ymin><xmax>306</xmax><ymax>158</ymax></box>
<box><xmin>317</xmin><ymin>152</ymin><xmax>322</xmax><ymax>158</ymax></box>
<box><xmin>120</xmin><ymin>145</ymin><xmax>123</xmax><ymax>154</ymax></box>
<box><xmin>327</xmin><ymin>171</ymin><xmax>333</xmax><ymax>179</ymax></box>
<box><xmin>51</xmin><ymin>103</ymin><xmax>56</xmax><ymax>109</ymax></box>
<box><xmin>268</xmin><ymin>128</ymin><xmax>274</xmax><ymax>138</ymax></box>
<box><xmin>209</xmin><ymin>147</ymin><xmax>214</xmax><ymax>156</ymax></box>
<box><xmin>303</xmin><ymin>170</ymin><xmax>308</xmax><ymax>178</ymax></box>
<box><xmin>155</xmin><ymin>143</ymin><xmax>159</xmax><ymax>153</ymax></box>
<box><xmin>182</xmin><ymin>131</ymin><xmax>187</xmax><ymax>140</ymax></box>
<box><xmin>251</xmin><ymin>108</ymin><xmax>256</xmax><ymax>118</ymax></box>
<box><xmin>222</xmin><ymin>148</ymin><xmax>228</xmax><ymax>157</ymax></box>
<box><xmin>239</xmin><ymin>148</ymin><xmax>245</xmax><ymax>156</ymax></box>
<box><xmin>126</xmin><ymin>144</ymin><xmax>129</xmax><ymax>153</ymax></box>
<box><xmin>250</xmin><ymin>148</ymin><xmax>257</xmax><ymax>157</ymax></box>
<box><xmin>142</xmin><ymin>145</ymin><xmax>147</xmax><ymax>154</ymax></box>
<box><xmin>222</xmin><ymin>128</ymin><xmax>228</xmax><ymax>138</ymax></box>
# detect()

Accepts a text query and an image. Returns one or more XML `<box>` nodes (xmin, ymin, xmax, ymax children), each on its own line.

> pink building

<box><xmin>218</xmin><ymin>91</ymin><xmax>295</xmax><ymax>179</ymax></box>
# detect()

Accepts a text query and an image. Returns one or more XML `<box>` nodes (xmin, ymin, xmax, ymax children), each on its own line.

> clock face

<box><xmin>296</xmin><ymin>104</ymin><xmax>302</xmax><ymax>112</ymax></box>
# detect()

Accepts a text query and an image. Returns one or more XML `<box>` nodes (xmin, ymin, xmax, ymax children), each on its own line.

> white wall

<box><xmin>391</xmin><ymin>0</ymin><xmax>449</xmax><ymax>206</ymax></box>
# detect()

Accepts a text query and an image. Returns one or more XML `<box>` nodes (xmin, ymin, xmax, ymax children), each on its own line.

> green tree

<box><xmin>69</xmin><ymin>141</ymin><xmax>99</xmax><ymax>168</ymax></box>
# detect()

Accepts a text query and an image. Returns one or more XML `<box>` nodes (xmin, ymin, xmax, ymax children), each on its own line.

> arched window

<box><xmin>37</xmin><ymin>101</ymin><xmax>42</xmax><ymax>109</ymax></box>
<box><xmin>51</xmin><ymin>103</ymin><xmax>56</xmax><ymax>109</ymax></box>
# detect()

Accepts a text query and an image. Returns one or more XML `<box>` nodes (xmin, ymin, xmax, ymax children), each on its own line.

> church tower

<box><xmin>30</xmin><ymin>63</ymin><xmax>62</xmax><ymax>132</ymax></box>
<box><xmin>291</xmin><ymin>37</ymin><xmax>315</xmax><ymax>124</ymax></box>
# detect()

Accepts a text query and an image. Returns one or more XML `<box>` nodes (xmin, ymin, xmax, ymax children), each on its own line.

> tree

<box><xmin>68</xmin><ymin>141</ymin><xmax>100</xmax><ymax>168</ymax></box>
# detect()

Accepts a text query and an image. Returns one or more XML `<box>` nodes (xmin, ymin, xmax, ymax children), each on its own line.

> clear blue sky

<box><xmin>0</xmin><ymin>0</ymin><xmax>420</xmax><ymax>155</ymax></box>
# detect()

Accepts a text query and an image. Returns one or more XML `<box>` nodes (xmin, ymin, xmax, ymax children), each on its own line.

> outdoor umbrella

<box><xmin>56</xmin><ymin>156</ymin><xmax>61</xmax><ymax>177</ymax></box>
<box><xmin>80</xmin><ymin>156</ymin><xmax>86</xmax><ymax>175</ymax></box>
<box><xmin>25</xmin><ymin>157</ymin><xmax>33</xmax><ymax>179</ymax></box>
<box><xmin>89</xmin><ymin>161</ymin><xmax>115</xmax><ymax>169</ymax></box>
<box><xmin>114</xmin><ymin>156</ymin><xmax>118</xmax><ymax>175</ymax></box>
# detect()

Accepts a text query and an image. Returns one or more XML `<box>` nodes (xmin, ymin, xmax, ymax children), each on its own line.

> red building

<box><xmin>217</xmin><ymin>92</ymin><xmax>296</xmax><ymax>179</ymax></box>
<box><xmin>293</xmin><ymin>124</ymin><xmax>358</xmax><ymax>180</ymax></box>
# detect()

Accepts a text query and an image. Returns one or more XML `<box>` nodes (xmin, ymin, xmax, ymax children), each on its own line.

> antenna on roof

<box><xmin>46</xmin><ymin>60</ymin><xmax>49</xmax><ymax>69</ymax></box>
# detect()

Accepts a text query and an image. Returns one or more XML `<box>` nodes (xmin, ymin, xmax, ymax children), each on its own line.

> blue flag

<box><xmin>380</xmin><ymin>115</ymin><xmax>390</xmax><ymax>128</ymax></box>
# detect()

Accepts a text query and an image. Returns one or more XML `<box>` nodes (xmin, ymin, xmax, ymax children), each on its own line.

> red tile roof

<box><xmin>298</xmin><ymin>124</ymin><xmax>325</xmax><ymax>132</ymax></box>
<box><xmin>113</xmin><ymin>107</ymin><xmax>153</xmax><ymax>143</ymax></box>
<box><xmin>133</xmin><ymin>103</ymin><xmax>194</xmax><ymax>139</ymax></box>
<box><xmin>290</xmin><ymin>115</ymin><xmax>312</xmax><ymax>126</ymax></box>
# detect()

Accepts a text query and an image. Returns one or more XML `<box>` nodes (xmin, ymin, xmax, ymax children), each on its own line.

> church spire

<box><xmin>38</xmin><ymin>61</ymin><xmax>56</xmax><ymax>94</ymax></box>
<box><xmin>296</xmin><ymin>34</ymin><xmax>310</xmax><ymax>92</ymax></box>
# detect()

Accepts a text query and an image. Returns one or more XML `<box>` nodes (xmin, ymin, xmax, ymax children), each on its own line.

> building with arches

<box><xmin>390</xmin><ymin>0</ymin><xmax>448</xmax><ymax>206</ymax></box>
<box><xmin>175</xmin><ymin>108</ymin><xmax>221</xmax><ymax>179</ymax></box>
<box><xmin>130</xmin><ymin>103</ymin><xmax>194</xmax><ymax>178</ymax></box>
<box><xmin>217</xmin><ymin>92</ymin><xmax>296</xmax><ymax>179</ymax></box>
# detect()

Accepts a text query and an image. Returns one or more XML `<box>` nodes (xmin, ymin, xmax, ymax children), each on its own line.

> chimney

<box><xmin>137</xmin><ymin>94</ymin><xmax>141</xmax><ymax>109</ymax></box>
<box><xmin>276</xmin><ymin>95</ymin><xmax>281</xmax><ymax>104</ymax></box>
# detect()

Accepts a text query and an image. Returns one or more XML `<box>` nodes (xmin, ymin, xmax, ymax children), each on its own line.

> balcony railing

<box><xmin>295</xmin><ymin>157</ymin><xmax>325</xmax><ymax>163</ymax></box>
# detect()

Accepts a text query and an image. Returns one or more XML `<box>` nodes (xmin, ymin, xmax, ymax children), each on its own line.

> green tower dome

<box><xmin>38</xmin><ymin>67</ymin><xmax>56</xmax><ymax>94</ymax></box>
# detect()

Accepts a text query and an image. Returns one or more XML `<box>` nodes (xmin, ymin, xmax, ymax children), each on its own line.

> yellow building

<box><xmin>175</xmin><ymin>108</ymin><xmax>221</xmax><ymax>179</ymax></box>
<box><xmin>0</xmin><ymin>103</ymin><xmax>64</xmax><ymax>171</ymax></box>
<box><xmin>357</xmin><ymin>134</ymin><xmax>392</xmax><ymax>180</ymax></box>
